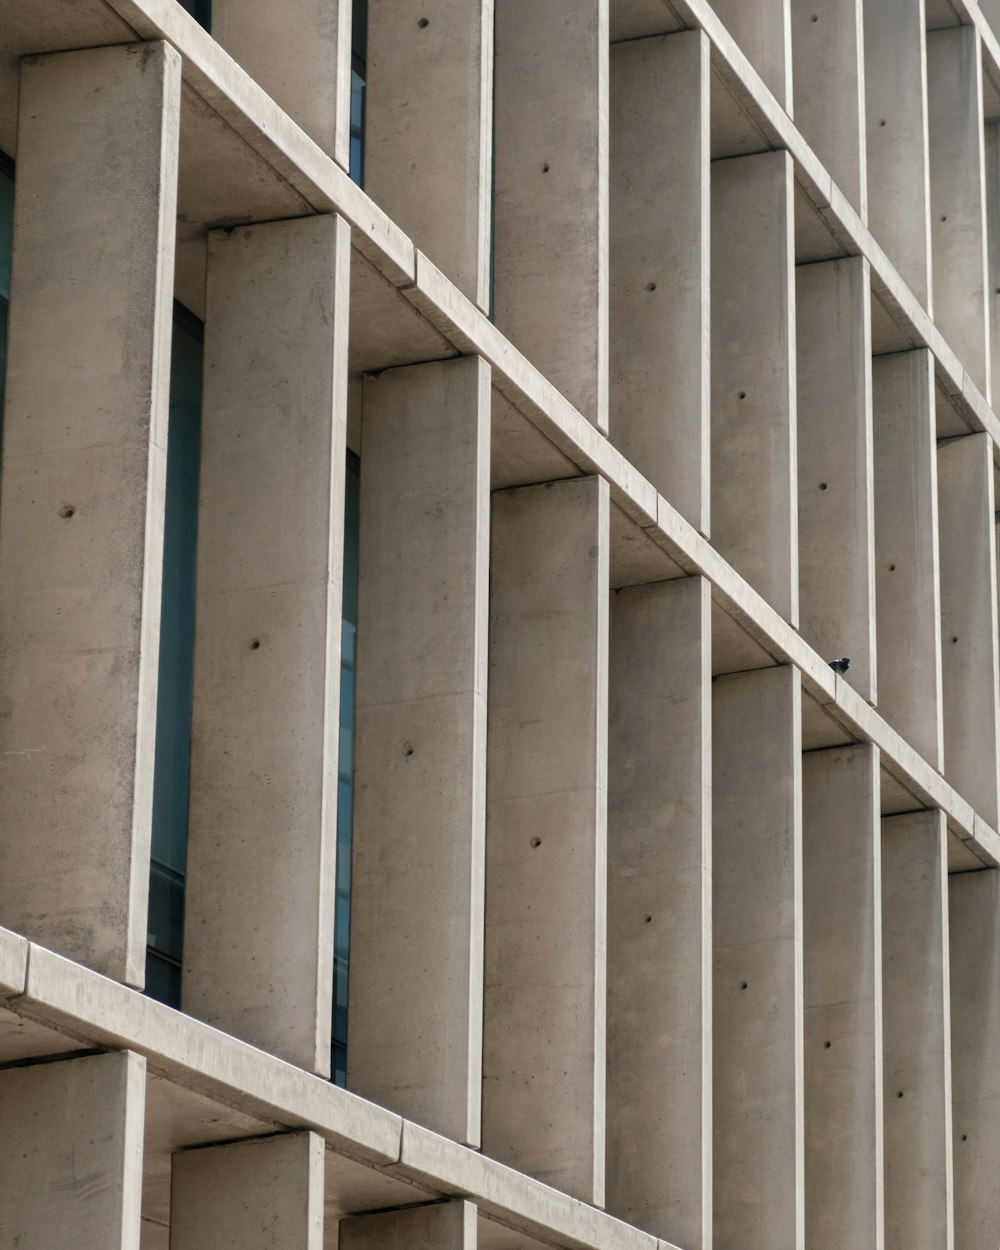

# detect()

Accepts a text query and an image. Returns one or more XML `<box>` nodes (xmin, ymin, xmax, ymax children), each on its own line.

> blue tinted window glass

<box><xmin>350</xmin><ymin>0</ymin><xmax>367</xmax><ymax>186</ymax></box>
<box><xmin>332</xmin><ymin>452</ymin><xmax>360</xmax><ymax>1084</ymax></box>
<box><xmin>146</xmin><ymin>308</ymin><xmax>203</xmax><ymax>1007</ymax></box>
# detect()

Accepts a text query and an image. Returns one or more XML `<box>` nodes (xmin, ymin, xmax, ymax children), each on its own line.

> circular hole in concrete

<box><xmin>897</xmin><ymin>1091</ymin><xmax>905</xmax><ymax>1098</ymax></box>
<box><xmin>962</xmin><ymin>1134</ymin><xmax>968</xmax><ymax>1141</ymax></box>
<box><xmin>824</xmin><ymin>1040</ymin><xmax>831</xmax><ymax>1048</ymax></box>
<box><xmin>643</xmin><ymin>915</ymin><xmax>652</xmax><ymax>924</ymax></box>
<box><xmin>645</xmin><ymin>282</ymin><xmax>657</xmax><ymax>291</ymax></box>
<box><xmin>542</xmin><ymin>162</ymin><xmax>550</xmax><ymax>173</ymax></box>
<box><xmin>418</xmin><ymin>16</ymin><xmax>429</xmax><ymax>26</ymax></box>
<box><xmin>952</xmin><ymin>636</ymin><xmax>959</xmax><ymax>644</ymax></box>
<box><xmin>889</xmin><ymin>563</ymin><xmax>896</xmax><ymax>571</ymax></box>
<box><xmin>740</xmin><ymin>982</ymin><xmax>748</xmax><ymax>990</ymax></box>
<box><xmin>819</xmin><ymin>482</ymin><xmax>828</xmax><ymax>490</ymax></box>
<box><xmin>737</xmin><ymin>390</ymin><xmax>746</xmax><ymax>400</ymax></box>
<box><xmin>530</xmin><ymin>837</ymin><xmax>542</xmax><ymax>848</ymax></box>
<box><xmin>59</xmin><ymin>504</ymin><xmax>75</xmax><ymax>519</ymax></box>
<box><xmin>879</xmin><ymin>119</ymin><xmax>887</xmax><ymax>126</ymax></box>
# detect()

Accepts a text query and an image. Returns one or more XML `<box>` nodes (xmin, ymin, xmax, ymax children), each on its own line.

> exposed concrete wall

<box><xmin>609</xmin><ymin>30</ymin><xmax>709</xmax><ymax>534</ymax></box>
<box><xmin>796</xmin><ymin>257</ymin><xmax>875</xmax><ymax>702</ymax></box>
<box><xmin>712</xmin><ymin>0</ymin><xmax>792</xmax><ymax>111</ymax></box>
<box><xmin>341</xmin><ymin>1198</ymin><xmax>476</xmax><ymax>1250</ymax></box>
<box><xmin>802</xmin><ymin>745</ymin><xmax>883</xmax><ymax>1250</ymax></box>
<box><xmin>171</xmin><ymin>1132</ymin><xmax>324</xmax><ymax>1249</ymax></box>
<box><xmin>183</xmin><ymin>214</ymin><xmax>350</xmax><ymax>1076</ymax></box>
<box><xmin>348</xmin><ymin>357</ymin><xmax>490</xmax><ymax>1147</ymax></box>
<box><xmin>0</xmin><ymin>1050</ymin><xmax>145</xmax><ymax>1249</ymax></box>
<box><xmin>711</xmin><ymin>151</ymin><xmax>798</xmax><ymax>625</ymax></box>
<box><xmin>882</xmin><ymin>811</ymin><xmax>953</xmax><ymax>1250</ymax></box>
<box><xmin>937</xmin><ymin>433</ymin><xmax>1000</xmax><ymax>829</ymax></box>
<box><xmin>713</xmin><ymin>665</ymin><xmax>803</xmax><ymax>1250</ymax></box>
<box><xmin>606</xmin><ymin>576</ymin><xmax>711</xmax><ymax>1249</ymax></box>
<box><xmin>950</xmin><ymin>870</ymin><xmax>1000</xmax><ymax>1250</ymax></box>
<box><xmin>0</xmin><ymin>42</ymin><xmax>180</xmax><ymax>986</ymax></box>
<box><xmin>483</xmin><ymin>476</ymin><xmax>609</xmax><ymax>1205</ymax></box>
<box><xmin>493</xmin><ymin>0</ymin><xmax>608</xmax><ymax>429</ymax></box>
<box><xmin>928</xmin><ymin>27</ymin><xmax>990</xmax><ymax>401</ymax></box>
<box><xmin>365</xmin><ymin>0</ymin><xmax>492</xmax><ymax>307</ymax></box>
<box><xmin>790</xmin><ymin>0</ymin><xmax>866</xmax><ymax>216</ymax></box>
<box><xmin>212</xmin><ymin>0</ymin><xmax>352</xmax><ymax>168</ymax></box>
<box><xmin>872</xmin><ymin>350</ymin><xmax>942</xmax><ymax>769</ymax></box>
<box><xmin>864</xmin><ymin>0</ymin><xmax>932</xmax><ymax>309</ymax></box>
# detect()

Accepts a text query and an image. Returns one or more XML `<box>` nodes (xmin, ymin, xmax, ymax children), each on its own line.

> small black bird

<box><xmin>829</xmin><ymin>657</ymin><xmax>850</xmax><ymax>675</ymax></box>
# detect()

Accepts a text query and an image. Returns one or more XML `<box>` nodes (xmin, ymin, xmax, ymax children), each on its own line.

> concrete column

<box><xmin>0</xmin><ymin>43</ymin><xmax>180</xmax><ymax>985</ymax></box>
<box><xmin>348</xmin><ymin>357</ymin><xmax>490</xmax><ymax>1147</ymax></box>
<box><xmin>493</xmin><ymin>0</ymin><xmax>608</xmax><ymax>429</ymax></box>
<box><xmin>950</xmin><ymin>869</ymin><xmax>1000</xmax><ymax>1250</ymax></box>
<box><xmin>610</xmin><ymin>32</ymin><xmax>710</xmax><ymax>532</ymax></box>
<box><xmin>864</xmin><ymin>0</ymin><xmax>932</xmax><ymax>309</ymax></box>
<box><xmin>985</xmin><ymin>124</ymin><xmax>1000</xmax><ymax>399</ymax></box>
<box><xmin>937</xmin><ymin>434</ymin><xmax>1000</xmax><ymax>827</ymax></box>
<box><xmin>797</xmin><ymin>257</ymin><xmax>876</xmax><ymax>702</ymax></box>
<box><xmin>872</xmin><ymin>350</ymin><xmax>942</xmax><ymax>769</ymax></box>
<box><xmin>928</xmin><ymin>27</ymin><xmax>990</xmax><ymax>399</ymax></box>
<box><xmin>790</xmin><ymin>0</ymin><xmax>867</xmax><ymax>216</ymax></box>
<box><xmin>881</xmin><ymin>811</ymin><xmax>953</xmax><ymax>1250</ymax></box>
<box><xmin>712</xmin><ymin>0</ymin><xmax>792</xmax><ymax>110</ymax></box>
<box><xmin>713</xmin><ymin>665</ymin><xmax>803</xmax><ymax>1250</ymax></box>
<box><xmin>711</xmin><ymin>151</ymin><xmax>798</xmax><ymax>625</ymax></box>
<box><xmin>484</xmin><ymin>476</ymin><xmax>609</xmax><ymax>1205</ymax></box>
<box><xmin>0</xmin><ymin>1050</ymin><xmax>145</xmax><ymax>1249</ymax></box>
<box><xmin>609</xmin><ymin>30</ymin><xmax>709</xmax><ymax>534</ymax></box>
<box><xmin>212</xmin><ymin>0</ymin><xmax>352</xmax><ymax>168</ymax></box>
<box><xmin>170</xmin><ymin>1132</ymin><xmax>324</xmax><ymax>1249</ymax></box>
<box><xmin>341</xmin><ymin>1200</ymin><xmax>476</xmax><ymax>1250</ymax></box>
<box><xmin>606</xmin><ymin>576</ymin><xmax>711</xmax><ymax>1249</ymax></box>
<box><xmin>183</xmin><ymin>214</ymin><xmax>350</xmax><ymax>1076</ymax></box>
<box><xmin>802</xmin><ymin>745</ymin><xmax>883</xmax><ymax>1250</ymax></box>
<box><xmin>365</xmin><ymin>1</ymin><xmax>492</xmax><ymax>307</ymax></box>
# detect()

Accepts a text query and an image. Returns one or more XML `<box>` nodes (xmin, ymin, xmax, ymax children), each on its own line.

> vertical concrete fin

<box><xmin>712</xmin><ymin>0</ymin><xmax>793</xmax><ymax>111</ymax></box>
<box><xmin>348</xmin><ymin>356</ymin><xmax>490</xmax><ymax>1148</ymax></box>
<box><xmin>607</xmin><ymin>576</ymin><xmax>711</xmax><ymax>1249</ymax></box>
<box><xmin>0</xmin><ymin>41</ymin><xmax>181</xmax><ymax>986</ymax></box>
<box><xmin>365</xmin><ymin>0</ymin><xmax>493</xmax><ymax>308</ymax></box>
<box><xmin>950</xmin><ymin>869</ymin><xmax>1000</xmax><ymax>1250</ymax></box>
<box><xmin>170</xmin><ymin>1131</ymin><xmax>325</xmax><ymax>1249</ymax></box>
<box><xmin>797</xmin><ymin>256</ymin><xmax>876</xmax><ymax>702</ymax></box>
<box><xmin>212</xmin><ymin>0</ymin><xmax>353</xmax><ymax>168</ymax></box>
<box><xmin>183</xmin><ymin>213</ymin><xmax>351</xmax><ymax>1076</ymax></box>
<box><xmin>864</xmin><ymin>0</ymin><xmax>932</xmax><ymax>310</ymax></box>
<box><xmin>711</xmin><ymin>150</ymin><xmax>798</xmax><ymax>625</ymax></box>
<box><xmin>937</xmin><ymin>433</ymin><xmax>1000</xmax><ymax>829</ymax></box>
<box><xmin>712</xmin><ymin>664</ymin><xmax>803</xmax><ymax>1250</ymax></box>
<box><xmin>493</xmin><ymin>0</ymin><xmax>609</xmax><ymax>429</ymax></box>
<box><xmin>802</xmin><ymin>744</ymin><xmax>884</xmax><ymax>1250</ymax></box>
<box><xmin>790</xmin><ymin>0</ymin><xmax>867</xmax><ymax>217</ymax></box>
<box><xmin>0</xmin><ymin>1050</ymin><xmax>146</xmax><ymax>1249</ymax></box>
<box><xmin>928</xmin><ymin>26</ymin><xmax>990</xmax><ymax>401</ymax></box>
<box><xmin>609</xmin><ymin>31</ymin><xmax>710</xmax><ymax>534</ymax></box>
<box><xmin>872</xmin><ymin>349</ymin><xmax>943</xmax><ymax>769</ymax></box>
<box><xmin>882</xmin><ymin>811</ymin><xmax>954</xmax><ymax>1250</ymax></box>
<box><xmin>484</xmin><ymin>475</ymin><xmax>609</xmax><ymax>1206</ymax></box>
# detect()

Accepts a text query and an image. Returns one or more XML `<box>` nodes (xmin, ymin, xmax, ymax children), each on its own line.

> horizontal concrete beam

<box><xmin>0</xmin><ymin>933</ymin><xmax>683</xmax><ymax>1250</ymax></box>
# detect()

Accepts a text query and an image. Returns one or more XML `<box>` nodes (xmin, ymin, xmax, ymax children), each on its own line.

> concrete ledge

<box><xmin>0</xmin><ymin>926</ymin><xmax>28</xmax><ymax>998</ymax></box>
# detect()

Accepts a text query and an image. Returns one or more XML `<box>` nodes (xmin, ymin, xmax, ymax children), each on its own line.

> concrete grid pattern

<box><xmin>0</xmin><ymin>0</ymin><xmax>1000</xmax><ymax>1247</ymax></box>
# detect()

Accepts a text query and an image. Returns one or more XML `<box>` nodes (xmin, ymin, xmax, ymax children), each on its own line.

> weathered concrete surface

<box><xmin>171</xmin><ymin>1131</ymin><xmax>324</xmax><ymax>1248</ymax></box>
<box><xmin>184</xmin><ymin>214</ymin><xmax>350</xmax><ymax>1076</ymax></box>
<box><xmin>865</xmin><ymin>0</ymin><xmax>932</xmax><ymax>309</ymax></box>
<box><xmin>950</xmin><ymin>869</ymin><xmax>1000</xmax><ymax>1250</ymax></box>
<box><xmin>607</xmin><ymin>576</ymin><xmax>711</xmax><ymax>1249</ymax></box>
<box><xmin>937</xmin><ymin>434</ymin><xmax>1000</xmax><ymax>828</ymax></box>
<box><xmin>212</xmin><ymin>0</ymin><xmax>352</xmax><ymax>168</ymax></box>
<box><xmin>803</xmin><ymin>745</ymin><xmax>883</xmax><ymax>1250</ymax></box>
<box><xmin>484</xmin><ymin>476</ymin><xmax>609</xmax><ymax>1205</ymax></box>
<box><xmin>713</xmin><ymin>665</ymin><xmax>803</xmax><ymax>1250</ymax></box>
<box><xmin>928</xmin><ymin>26</ymin><xmax>989</xmax><ymax>400</ymax></box>
<box><xmin>711</xmin><ymin>151</ymin><xmax>797</xmax><ymax>626</ymax></box>
<box><xmin>790</xmin><ymin>0</ymin><xmax>866</xmax><ymax>215</ymax></box>
<box><xmin>0</xmin><ymin>42</ymin><xmax>180</xmax><ymax>986</ymax></box>
<box><xmin>366</xmin><ymin>0</ymin><xmax>492</xmax><ymax>307</ymax></box>
<box><xmin>882</xmin><ymin>811</ymin><xmax>953</xmax><ymax>1250</ymax></box>
<box><xmin>712</xmin><ymin>0</ymin><xmax>792</xmax><ymax>109</ymax></box>
<box><xmin>0</xmin><ymin>1050</ymin><xmax>145</xmax><ymax>1248</ymax></box>
<box><xmin>872</xmin><ymin>350</ymin><xmax>942</xmax><ymax>769</ymax></box>
<box><xmin>797</xmin><ymin>257</ymin><xmax>875</xmax><ymax>703</ymax></box>
<box><xmin>493</xmin><ymin>0</ymin><xmax>608</xmax><ymax>429</ymax></box>
<box><xmin>349</xmin><ymin>357</ymin><xmax>490</xmax><ymax>1147</ymax></box>
<box><xmin>610</xmin><ymin>31</ymin><xmax>709</xmax><ymax>534</ymax></box>
<box><xmin>341</xmin><ymin>1198</ymin><xmax>476</xmax><ymax>1250</ymax></box>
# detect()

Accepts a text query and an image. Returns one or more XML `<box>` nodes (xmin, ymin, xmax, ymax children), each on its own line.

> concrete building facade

<box><xmin>1</xmin><ymin>0</ymin><xmax>1000</xmax><ymax>1247</ymax></box>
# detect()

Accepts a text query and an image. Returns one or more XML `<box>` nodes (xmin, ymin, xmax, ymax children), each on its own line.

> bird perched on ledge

<box><xmin>828</xmin><ymin>657</ymin><xmax>850</xmax><ymax>675</ymax></box>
